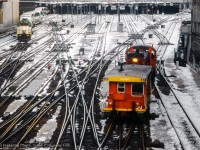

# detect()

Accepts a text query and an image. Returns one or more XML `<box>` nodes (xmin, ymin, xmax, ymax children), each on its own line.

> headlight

<box><xmin>22</xmin><ymin>27</ymin><xmax>26</xmax><ymax>31</ymax></box>
<box><xmin>132</xmin><ymin>58</ymin><xmax>138</xmax><ymax>63</ymax></box>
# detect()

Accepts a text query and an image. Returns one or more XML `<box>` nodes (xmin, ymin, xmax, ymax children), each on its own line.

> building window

<box><xmin>132</xmin><ymin>83</ymin><xmax>143</xmax><ymax>95</ymax></box>
<box><xmin>117</xmin><ymin>82</ymin><xmax>125</xmax><ymax>93</ymax></box>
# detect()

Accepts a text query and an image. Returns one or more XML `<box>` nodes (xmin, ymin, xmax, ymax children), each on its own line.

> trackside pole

<box><xmin>176</xmin><ymin>61</ymin><xmax>179</xmax><ymax>69</ymax></box>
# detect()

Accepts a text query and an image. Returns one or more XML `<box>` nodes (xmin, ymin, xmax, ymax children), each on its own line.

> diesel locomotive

<box><xmin>17</xmin><ymin>18</ymin><xmax>32</xmax><ymax>42</ymax></box>
<box><xmin>125</xmin><ymin>45</ymin><xmax>156</xmax><ymax>77</ymax></box>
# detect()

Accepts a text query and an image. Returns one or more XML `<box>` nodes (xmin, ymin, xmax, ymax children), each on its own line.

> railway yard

<box><xmin>0</xmin><ymin>11</ymin><xmax>200</xmax><ymax>150</ymax></box>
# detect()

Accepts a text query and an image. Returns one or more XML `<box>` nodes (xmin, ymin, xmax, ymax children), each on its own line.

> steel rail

<box><xmin>78</xmin><ymin>16</ymin><xmax>113</xmax><ymax>149</ymax></box>
<box><xmin>156</xmin><ymin>67</ymin><xmax>200</xmax><ymax>144</ymax></box>
<box><xmin>121</xmin><ymin>123</ymin><xmax>136</xmax><ymax>150</ymax></box>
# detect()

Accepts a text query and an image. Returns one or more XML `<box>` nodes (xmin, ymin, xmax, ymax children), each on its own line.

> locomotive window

<box><xmin>20</xmin><ymin>21</ymin><xmax>30</xmax><ymax>26</ymax></box>
<box><xmin>19</xmin><ymin>18</ymin><xmax>31</xmax><ymax>26</ymax></box>
<box><xmin>117</xmin><ymin>82</ymin><xmax>125</xmax><ymax>93</ymax></box>
<box><xmin>131</xmin><ymin>83</ymin><xmax>143</xmax><ymax>95</ymax></box>
<box><xmin>35</xmin><ymin>12</ymin><xmax>40</xmax><ymax>16</ymax></box>
<box><xmin>127</xmin><ymin>53</ymin><xmax>144</xmax><ymax>58</ymax></box>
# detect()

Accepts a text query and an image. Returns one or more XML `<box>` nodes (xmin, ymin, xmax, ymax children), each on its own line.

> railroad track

<box><xmin>0</xmin><ymin>37</ymin><xmax>17</xmax><ymax>49</ymax></box>
<box><xmin>53</xmin><ymin>15</ymin><xmax>114</xmax><ymax>149</ymax></box>
<box><xmin>0</xmin><ymin>14</ymin><xmax>191</xmax><ymax>149</ymax></box>
<box><xmin>148</xmin><ymin>13</ymin><xmax>200</xmax><ymax>149</ymax></box>
<box><xmin>0</xmin><ymin>38</ymin><xmax>54</xmax><ymax>97</ymax></box>
<box><xmin>2</xmin><ymin>14</ymin><xmax>91</xmax><ymax>138</ymax></box>
<box><xmin>0</xmin><ymin>18</ymin><xmax>137</xmax><ymax>148</ymax></box>
<box><xmin>0</xmin><ymin>14</ymin><xmax>95</xmax><ymax>96</ymax></box>
<box><xmin>137</xmin><ymin>14</ymin><xmax>178</xmax><ymax>61</ymax></box>
<box><xmin>154</xmin><ymin>68</ymin><xmax>200</xmax><ymax>149</ymax></box>
<box><xmin>0</xmin><ymin>26</ymin><xmax>16</xmax><ymax>37</ymax></box>
<box><xmin>155</xmin><ymin>21</ymin><xmax>178</xmax><ymax>59</ymax></box>
<box><xmin>123</xmin><ymin>15</ymin><xmax>145</xmax><ymax>45</ymax></box>
<box><xmin>99</xmin><ymin>113</ymin><xmax>150</xmax><ymax>150</ymax></box>
<box><xmin>0</xmin><ymin>15</ymin><xmax>115</xmax><ymax>148</ymax></box>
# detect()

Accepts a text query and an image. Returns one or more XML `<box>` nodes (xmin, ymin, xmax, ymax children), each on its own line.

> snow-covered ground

<box><xmin>30</xmin><ymin>105</ymin><xmax>61</xmax><ymax>143</ymax></box>
<box><xmin>1</xmin><ymin>11</ymin><xmax>197</xmax><ymax>149</ymax></box>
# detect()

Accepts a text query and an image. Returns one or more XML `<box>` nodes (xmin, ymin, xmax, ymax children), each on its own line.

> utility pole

<box><xmin>104</xmin><ymin>5</ymin><xmax>106</xmax><ymax>16</ymax></box>
<box><xmin>77</xmin><ymin>5</ymin><xmax>78</xmax><ymax>24</ymax></box>
<box><xmin>81</xmin><ymin>5</ymin><xmax>82</xmax><ymax>21</ymax></box>
<box><xmin>152</xmin><ymin>5</ymin><xmax>154</xmax><ymax>21</ymax></box>
<box><xmin>61</xmin><ymin>4</ymin><xmax>63</xmax><ymax>20</ymax></box>
<box><xmin>118</xmin><ymin>4</ymin><xmax>120</xmax><ymax>22</ymax></box>
<box><xmin>89</xmin><ymin>4</ymin><xmax>92</xmax><ymax>23</ymax></box>
<box><xmin>71</xmin><ymin>4</ymin><xmax>73</xmax><ymax>23</ymax></box>
<box><xmin>66</xmin><ymin>5</ymin><xmax>68</xmax><ymax>20</ymax></box>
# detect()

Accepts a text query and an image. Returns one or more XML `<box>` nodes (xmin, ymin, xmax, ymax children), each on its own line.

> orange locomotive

<box><xmin>125</xmin><ymin>45</ymin><xmax>156</xmax><ymax>78</ymax></box>
<box><xmin>103</xmin><ymin>64</ymin><xmax>152</xmax><ymax>114</ymax></box>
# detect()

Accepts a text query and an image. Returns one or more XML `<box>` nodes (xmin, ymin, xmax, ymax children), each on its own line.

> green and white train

<box><xmin>17</xmin><ymin>7</ymin><xmax>49</xmax><ymax>42</ymax></box>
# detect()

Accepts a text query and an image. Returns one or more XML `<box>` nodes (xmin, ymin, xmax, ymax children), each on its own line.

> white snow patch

<box><xmin>0</xmin><ymin>117</ymin><xmax>3</xmax><ymax>123</ymax></box>
<box><xmin>4</xmin><ymin>96</ymin><xmax>27</xmax><ymax>115</ymax></box>
<box><xmin>32</xmin><ymin>105</ymin><xmax>61</xmax><ymax>143</ymax></box>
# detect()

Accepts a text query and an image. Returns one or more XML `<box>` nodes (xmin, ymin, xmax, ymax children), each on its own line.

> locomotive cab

<box><xmin>102</xmin><ymin>64</ymin><xmax>152</xmax><ymax>114</ymax></box>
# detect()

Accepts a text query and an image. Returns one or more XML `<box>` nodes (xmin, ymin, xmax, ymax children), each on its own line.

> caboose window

<box><xmin>117</xmin><ymin>82</ymin><xmax>125</xmax><ymax>93</ymax></box>
<box><xmin>131</xmin><ymin>83</ymin><xmax>143</xmax><ymax>95</ymax></box>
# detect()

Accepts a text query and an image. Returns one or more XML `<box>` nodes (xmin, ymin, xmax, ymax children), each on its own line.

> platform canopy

<box><xmin>19</xmin><ymin>0</ymin><xmax>187</xmax><ymax>5</ymax></box>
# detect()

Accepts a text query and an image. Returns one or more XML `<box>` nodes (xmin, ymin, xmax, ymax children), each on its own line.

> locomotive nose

<box><xmin>22</xmin><ymin>27</ymin><xmax>26</xmax><ymax>33</ymax></box>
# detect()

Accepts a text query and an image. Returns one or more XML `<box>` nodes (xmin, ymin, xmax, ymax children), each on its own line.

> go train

<box><xmin>17</xmin><ymin>7</ymin><xmax>49</xmax><ymax>42</ymax></box>
<box><xmin>102</xmin><ymin>45</ymin><xmax>157</xmax><ymax>117</ymax></box>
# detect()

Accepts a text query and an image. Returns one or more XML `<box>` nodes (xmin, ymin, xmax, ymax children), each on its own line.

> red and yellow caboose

<box><xmin>126</xmin><ymin>45</ymin><xmax>156</xmax><ymax>76</ymax></box>
<box><xmin>103</xmin><ymin>64</ymin><xmax>152</xmax><ymax>114</ymax></box>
